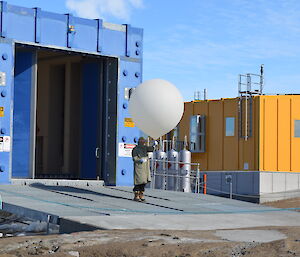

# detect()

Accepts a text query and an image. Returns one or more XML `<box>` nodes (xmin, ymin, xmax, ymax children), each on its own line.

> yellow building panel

<box><xmin>238</xmin><ymin>97</ymin><xmax>258</xmax><ymax>171</ymax></box>
<box><xmin>277</xmin><ymin>98</ymin><xmax>291</xmax><ymax>171</ymax></box>
<box><xmin>223</xmin><ymin>99</ymin><xmax>239</xmax><ymax>170</ymax></box>
<box><xmin>291</xmin><ymin>98</ymin><xmax>300</xmax><ymax>171</ymax></box>
<box><xmin>262</xmin><ymin>98</ymin><xmax>278</xmax><ymax>171</ymax></box>
<box><xmin>207</xmin><ymin>101</ymin><xmax>224</xmax><ymax>170</ymax></box>
<box><xmin>258</xmin><ymin>95</ymin><xmax>300</xmax><ymax>172</ymax></box>
<box><xmin>259</xmin><ymin>97</ymin><xmax>264</xmax><ymax>171</ymax></box>
<box><xmin>254</xmin><ymin>97</ymin><xmax>260</xmax><ymax>170</ymax></box>
<box><xmin>185</xmin><ymin>98</ymin><xmax>259</xmax><ymax>171</ymax></box>
<box><xmin>179</xmin><ymin>102</ymin><xmax>194</xmax><ymax>142</ymax></box>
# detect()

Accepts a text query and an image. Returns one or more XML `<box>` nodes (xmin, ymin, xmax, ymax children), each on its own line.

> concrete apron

<box><xmin>0</xmin><ymin>184</ymin><xmax>300</xmax><ymax>233</ymax></box>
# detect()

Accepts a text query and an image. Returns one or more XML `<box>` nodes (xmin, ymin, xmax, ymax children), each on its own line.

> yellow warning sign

<box><xmin>0</xmin><ymin>107</ymin><xmax>3</xmax><ymax>117</ymax></box>
<box><xmin>124</xmin><ymin>118</ymin><xmax>135</xmax><ymax>128</ymax></box>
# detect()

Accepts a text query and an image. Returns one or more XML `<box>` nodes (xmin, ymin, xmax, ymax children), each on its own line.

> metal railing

<box><xmin>159</xmin><ymin>140</ymin><xmax>186</xmax><ymax>152</ymax></box>
<box><xmin>149</xmin><ymin>159</ymin><xmax>203</xmax><ymax>194</ymax></box>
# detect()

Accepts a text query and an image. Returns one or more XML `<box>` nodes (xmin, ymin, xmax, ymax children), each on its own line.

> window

<box><xmin>190</xmin><ymin>115</ymin><xmax>206</xmax><ymax>152</ymax></box>
<box><xmin>295</xmin><ymin>120</ymin><xmax>300</xmax><ymax>137</ymax></box>
<box><xmin>225</xmin><ymin>117</ymin><xmax>235</xmax><ymax>137</ymax></box>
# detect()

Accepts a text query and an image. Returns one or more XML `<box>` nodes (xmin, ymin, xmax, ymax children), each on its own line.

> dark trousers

<box><xmin>133</xmin><ymin>184</ymin><xmax>146</xmax><ymax>192</ymax></box>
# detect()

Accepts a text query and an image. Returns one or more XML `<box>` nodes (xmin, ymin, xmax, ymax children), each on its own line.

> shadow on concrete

<box><xmin>29</xmin><ymin>183</ymin><xmax>184</xmax><ymax>212</ymax></box>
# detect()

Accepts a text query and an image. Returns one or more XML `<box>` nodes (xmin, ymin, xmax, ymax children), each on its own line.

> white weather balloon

<box><xmin>129</xmin><ymin>79</ymin><xmax>184</xmax><ymax>139</ymax></box>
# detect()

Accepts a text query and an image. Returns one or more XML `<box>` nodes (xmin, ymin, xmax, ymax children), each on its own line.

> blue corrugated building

<box><xmin>0</xmin><ymin>1</ymin><xmax>142</xmax><ymax>186</ymax></box>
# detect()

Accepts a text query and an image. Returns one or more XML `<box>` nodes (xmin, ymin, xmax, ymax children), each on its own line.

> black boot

<box><xmin>133</xmin><ymin>191</ymin><xmax>140</xmax><ymax>201</ymax></box>
<box><xmin>139</xmin><ymin>191</ymin><xmax>146</xmax><ymax>202</ymax></box>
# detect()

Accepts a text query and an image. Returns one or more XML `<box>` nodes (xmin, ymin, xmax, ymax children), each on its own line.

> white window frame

<box><xmin>225</xmin><ymin>117</ymin><xmax>235</xmax><ymax>137</ymax></box>
<box><xmin>190</xmin><ymin>115</ymin><xmax>206</xmax><ymax>152</ymax></box>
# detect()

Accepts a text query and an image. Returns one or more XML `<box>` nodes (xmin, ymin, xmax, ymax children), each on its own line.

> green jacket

<box><xmin>132</xmin><ymin>145</ymin><xmax>154</xmax><ymax>185</ymax></box>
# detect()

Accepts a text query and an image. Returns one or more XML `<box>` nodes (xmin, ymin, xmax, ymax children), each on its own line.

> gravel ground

<box><xmin>0</xmin><ymin>226</ymin><xmax>299</xmax><ymax>257</ymax></box>
<box><xmin>263</xmin><ymin>197</ymin><xmax>300</xmax><ymax>212</ymax></box>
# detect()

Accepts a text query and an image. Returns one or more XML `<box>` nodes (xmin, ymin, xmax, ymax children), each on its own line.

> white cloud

<box><xmin>66</xmin><ymin>0</ymin><xmax>144</xmax><ymax>20</ymax></box>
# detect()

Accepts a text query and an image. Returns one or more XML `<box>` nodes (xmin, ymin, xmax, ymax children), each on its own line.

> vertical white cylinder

<box><xmin>154</xmin><ymin>149</ymin><xmax>167</xmax><ymax>190</ymax></box>
<box><xmin>167</xmin><ymin>149</ymin><xmax>179</xmax><ymax>191</ymax></box>
<box><xmin>179</xmin><ymin>149</ymin><xmax>192</xmax><ymax>193</ymax></box>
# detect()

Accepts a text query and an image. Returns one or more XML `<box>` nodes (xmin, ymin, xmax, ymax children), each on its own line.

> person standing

<box><xmin>132</xmin><ymin>137</ymin><xmax>156</xmax><ymax>202</ymax></box>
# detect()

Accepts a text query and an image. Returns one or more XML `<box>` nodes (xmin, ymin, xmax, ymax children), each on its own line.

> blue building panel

<box><xmin>5</xmin><ymin>5</ymin><xmax>35</xmax><ymax>43</ymax></box>
<box><xmin>116</xmin><ymin>59</ymin><xmax>142</xmax><ymax>186</ymax></box>
<box><xmin>0</xmin><ymin>2</ymin><xmax>144</xmax><ymax>186</ymax></box>
<box><xmin>130</xmin><ymin>27</ymin><xmax>143</xmax><ymax>59</ymax></box>
<box><xmin>12</xmin><ymin>50</ymin><xmax>35</xmax><ymax>178</ymax></box>
<box><xmin>102</xmin><ymin>28</ymin><xmax>126</xmax><ymax>57</ymax></box>
<box><xmin>40</xmin><ymin>11</ymin><xmax>68</xmax><ymax>47</ymax></box>
<box><xmin>71</xmin><ymin>17</ymin><xmax>98</xmax><ymax>51</ymax></box>
<box><xmin>0</xmin><ymin>39</ymin><xmax>14</xmax><ymax>184</ymax></box>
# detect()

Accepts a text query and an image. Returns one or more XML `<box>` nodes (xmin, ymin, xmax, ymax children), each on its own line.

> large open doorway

<box><xmin>12</xmin><ymin>45</ymin><xmax>118</xmax><ymax>182</ymax></box>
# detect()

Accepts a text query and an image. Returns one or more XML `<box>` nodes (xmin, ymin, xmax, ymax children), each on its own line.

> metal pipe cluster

<box><xmin>149</xmin><ymin>137</ymin><xmax>200</xmax><ymax>193</ymax></box>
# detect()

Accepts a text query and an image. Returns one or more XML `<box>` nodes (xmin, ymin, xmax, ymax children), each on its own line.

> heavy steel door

<box><xmin>81</xmin><ymin>58</ymin><xmax>118</xmax><ymax>183</ymax></box>
<box><xmin>81</xmin><ymin>61</ymin><xmax>102</xmax><ymax>179</ymax></box>
<box><xmin>12</xmin><ymin>49</ymin><xmax>37</xmax><ymax>178</ymax></box>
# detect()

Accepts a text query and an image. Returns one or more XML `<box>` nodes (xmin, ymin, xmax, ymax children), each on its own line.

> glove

<box><xmin>139</xmin><ymin>158</ymin><xmax>147</xmax><ymax>164</ymax></box>
<box><xmin>138</xmin><ymin>158</ymin><xmax>146</xmax><ymax>164</ymax></box>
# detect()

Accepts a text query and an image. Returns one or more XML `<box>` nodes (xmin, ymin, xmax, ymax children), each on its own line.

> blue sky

<box><xmin>6</xmin><ymin>0</ymin><xmax>300</xmax><ymax>101</ymax></box>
